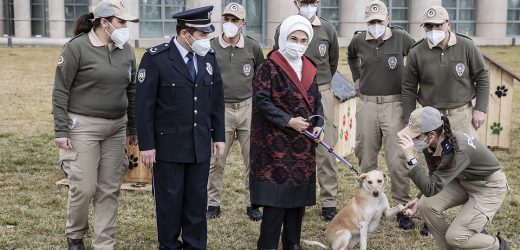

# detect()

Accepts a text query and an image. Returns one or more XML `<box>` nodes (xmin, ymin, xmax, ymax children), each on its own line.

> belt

<box><xmin>437</xmin><ymin>103</ymin><xmax>472</xmax><ymax>116</ymax></box>
<box><xmin>225</xmin><ymin>98</ymin><xmax>252</xmax><ymax>110</ymax></box>
<box><xmin>359</xmin><ymin>94</ymin><xmax>401</xmax><ymax>104</ymax></box>
<box><xmin>318</xmin><ymin>83</ymin><xmax>331</xmax><ymax>92</ymax></box>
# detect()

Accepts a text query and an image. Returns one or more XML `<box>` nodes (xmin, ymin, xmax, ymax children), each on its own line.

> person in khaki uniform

<box><xmin>52</xmin><ymin>0</ymin><xmax>139</xmax><ymax>249</ymax></box>
<box><xmin>206</xmin><ymin>3</ymin><xmax>265</xmax><ymax>221</ymax></box>
<box><xmin>398</xmin><ymin>106</ymin><xmax>509</xmax><ymax>250</ymax></box>
<box><xmin>273</xmin><ymin>0</ymin><xmax>340</xmax><ymax>221</ymax></box>
<box><xmin>402</xmin><ymin>6</ymin><xmax>489</xmax><ymax>137</ymax></box>
<box><xmin>347</xmin><ymin>0</ymin><xmax>415</xmax><ymax>229</ymax></box>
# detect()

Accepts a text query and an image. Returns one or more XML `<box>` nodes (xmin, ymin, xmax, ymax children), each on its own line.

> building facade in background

<box><xmin>1</xmin><ymin>0</ymin><xmax>519</xmax><ymax>47</ymax></box>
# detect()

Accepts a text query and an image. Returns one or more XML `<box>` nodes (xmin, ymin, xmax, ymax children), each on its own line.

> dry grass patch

<box><xmin>0</xmin><ymin>46</ymin><xmax>518</xmax><ymax>249</ymax></box>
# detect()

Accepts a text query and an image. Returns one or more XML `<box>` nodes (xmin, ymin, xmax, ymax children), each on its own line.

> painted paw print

<box><xmin>128</xmin><ymin>154</ymin><xmax>139</xmax><ymax>169</ymax></box>
<box><xmin>490</xmin><ymin>122</ymin><xmax>503</xmax><ymax>135</ymax></box>
<box><xmin>495</xmin><ymin>85</ymin><xmax>508</xmax><ymax>98</ymax></box>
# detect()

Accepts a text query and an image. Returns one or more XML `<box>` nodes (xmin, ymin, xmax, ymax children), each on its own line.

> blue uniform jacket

<box><xmin>136</xmin><ymin>39</ymin><xmax>225</xmax><ymax>163</ymax></box>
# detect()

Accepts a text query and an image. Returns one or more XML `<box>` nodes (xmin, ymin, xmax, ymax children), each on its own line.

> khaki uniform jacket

<box><xmin>402</xmin><ymin>32</ymin><xmax>489</xmax><ymax>123</ymax></box>
<box><xmin>347</xmin><ymin>26</ymin><xmax>415</xmax><ymax>96</ymax></box>
<box><xmin>409</xmin><ymin>131</ymin><xmax>501</xmax><ymax>197</ymax></box>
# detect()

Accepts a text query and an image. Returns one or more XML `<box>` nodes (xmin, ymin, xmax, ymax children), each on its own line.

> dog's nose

<box><xmin>372</xmin><ymin>191</ymin><xmax>380</xmax><ymax>197</ymax></box>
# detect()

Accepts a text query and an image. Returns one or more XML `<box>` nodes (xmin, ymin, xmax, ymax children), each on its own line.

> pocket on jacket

<box><xmin>161</xmin><ymin>79</ymin><xmax>186</xmax><ymax>100</ymax></box>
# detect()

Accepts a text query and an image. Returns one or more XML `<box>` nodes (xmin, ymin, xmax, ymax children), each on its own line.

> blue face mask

<box><xmin>413</xmin><ymin>136</ymin><xmax>430</xmax><ymax>151</ymax></box>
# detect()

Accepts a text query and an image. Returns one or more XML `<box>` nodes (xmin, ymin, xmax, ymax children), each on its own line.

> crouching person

<box><xmin>398</xmin><ymin>106</ymin><xmax>509</xmax><ymax>250</ymax></box>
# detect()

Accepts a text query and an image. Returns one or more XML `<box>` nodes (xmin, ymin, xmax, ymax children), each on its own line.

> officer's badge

<box><xmin>230</xmin><ymin>3</ymin><xmax>239</xmax><ymax>11</ymax></box>
<box><xmin>388</xmin><ymin>56</ymin><xmax>397</xmax><ymax>70</ymax></box>
<box><xmin>137</xmin><ymin>68</ymin><xmax>146</xmax><ymax>83</ymax></box>
<box><xmin>319</xmin><ymin>43</ymin><xmax>327</xmax><ymax>57</ymax></box>
<box><xmin>206</xmin><ymin>62</ymin><xmax>213</xmax><ymax>75</ymax></box>
<box><xmin>57</xmin><ymin>56</ymin><xmax>64</xmax><ymax>66</ymax></box>
<box><xmin>455</xmin><ymin>63</ymin><xmax>465</xmax><ymax>76</ymax></box>
<box><xmin>243</xmin><ymin>64</ymin><xmax>252</xmax><ymax>76</ymax></box>
<box><xmin>427</xmin><ymin>8</ymin><xmax>436</xmax><ymax>18</ymax></box>
<box><xmin>371</xmin><ymin>4</ymin><xmax>380</xmax><ymax>13</ymax></box>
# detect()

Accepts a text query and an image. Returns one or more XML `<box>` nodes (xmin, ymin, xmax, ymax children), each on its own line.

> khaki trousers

<box><xmin>437</xmin><ymin>104</ymin><xmax>476</xmax><ymax>137</ymax></box>
<box><xmin>316</xmin><ymin>84</ymin><xmax>339</xmax><ymax>208</ymax></box>
<box><xmin>59</xmin><ymin>113</ymin><xmax>127</xmax><ymax>250</ymax></box>
<box><xmin>355</xmin><ymin>97</ymin><xmax>411</xmax><ymax>204</ymax></box>
<box><xmin>419</xmin><ymin>170</ymin><xmax>507</xmax><ymax>250</ymax></box>
<box><xmin>208</xmin><ymin>98</ymin><xmax>252</xmax><ymax>207</ymax></box>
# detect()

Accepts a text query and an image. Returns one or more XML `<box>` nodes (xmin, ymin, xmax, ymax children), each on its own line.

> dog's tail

<box><xmin>301</xmin><ymin>239</ymin><xmax>328</xmax><ymax>249</ymax></box>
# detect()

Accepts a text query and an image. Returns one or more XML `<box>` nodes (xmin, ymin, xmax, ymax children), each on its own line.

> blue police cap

<box><xmin>172</xmin><ymin>5</ymin><xmax>215</xmax><ymax>33</ymax></box>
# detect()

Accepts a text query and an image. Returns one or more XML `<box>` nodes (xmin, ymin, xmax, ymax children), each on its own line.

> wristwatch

<box><xmin>407</xmin><ymin>157</ymin><xmax>418</xmax><ymax>166</ymax></box>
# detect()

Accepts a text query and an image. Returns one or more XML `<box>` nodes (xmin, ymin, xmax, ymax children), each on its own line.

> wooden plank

<box><xmin>124</xmin><ymin>143</ymin><xmax>152</xmax><ymax>184</ymax></box>
<box><xmin>498</xmin><ymin>73</ymin><xmax>514</xmax><ymax>148</ymax></box>
<box><xmin>486</xmin><ymin>63</ymin><xmax>502</xmax><ymax>148</ymax></box>
<box><xmin>334</xmin><ymin>98</ymin><xmax>356</xmax><ymax>157</ymax></box>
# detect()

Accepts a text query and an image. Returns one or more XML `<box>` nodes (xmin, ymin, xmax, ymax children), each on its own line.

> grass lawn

<box><xmin>0</xmin><ymin>45</ymin><xmax>519</xmax><ymax>249</ymax></box>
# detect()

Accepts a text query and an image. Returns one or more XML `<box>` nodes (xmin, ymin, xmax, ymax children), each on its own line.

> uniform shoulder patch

<box><xmin>147</xmin><ymin>43</ymin><xmax>170</xmax><ymax>55</ymax></box>
<box><xmin>455</xmin><ymin>33</ymin><xmax>473</xmax><ymax>41</ymax></box>
<box><xmin>410</xmin><ymin>38</ymin><xmax>425</xmax><ymax>49</ymax></box>
<box><xmin>354</xmin><ymin>30</ymin><xmax>367</xmax><ymax>35</ymax></box>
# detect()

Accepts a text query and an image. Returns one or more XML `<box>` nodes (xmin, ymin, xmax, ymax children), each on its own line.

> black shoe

<box><xmin>67</xmin><ymin>238</ymin><xmax>85</xmax><ymax>250</ymax></box>
<box><xmin>284</xmin><ymin>244</ymin><xmax>302</xmax><ymax>250</ymax></box>
<box><xmin>497</xmin><ymin>232</ymin><xmax>510</xmax><ymax>250</ymax></box>
<box><xmin>322</xmin><ymin>207</ymin><xmax>336</xmax><ymax>221</ymax></box>
<box><xmin>206</xmin><ymin>206</ymin><xmax>221</xmax><ymax>220</ymax></box>
<box><xmin>481</xmin><ymin>228</ymin><xmax>488</xmax><ymax>235</ymax></box>
<box><xmin>247</xmin><ymin>206</ymin><xmax>262</xmax><ymax>221</ymax></box>
<box><xmin>396</xmin><ymin>211</ymin><xmax>415</xmax><ymax>230</ymax></box>
<box><xmin>420</xmin><ymin>223</ymin><xmax>429</xmax><ymax>236</ymax></box>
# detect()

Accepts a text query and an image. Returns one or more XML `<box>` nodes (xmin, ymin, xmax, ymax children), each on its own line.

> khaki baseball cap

<box><xmin>422</xmin><ymin>6</ymin><xmax>449</xmax><ymax>25</ymax></box>
<box><xmin>365</xmin><ymin>1</ymin><xmax>388</xmax><ymax>22</ymax></box>
<box><xmin>94</xmin><ymin>0</ymin><xmax>139</xmax><ymax>23</ymax></box>
<box><xmin>398</xmin><ymin>107</ymin><xmax>443</xmax><ymax>139</ymax></box>
<box><xmin>222</xmin><ymin>3</ymin><xmax>246</xmax><ymax>20</ymax></box>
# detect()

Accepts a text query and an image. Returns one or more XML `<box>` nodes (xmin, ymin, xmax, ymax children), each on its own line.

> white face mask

<box><xmin>283</xmin><ymin>42</ymin><xmax>307</xmax><ymax>61</ymax></box>
<box><xmin>413</xmin><ymin>136</ymin><xmax>431</xmax><ymax>151</ymax></box>
<box><xmin>427</xmin><ymin>29</ymin><xmax>447</xmax><ymax>46</ymax></box>
<box><xmin>104</xmin><ymin>19</ymin><xmax>129</xmax><ymax>48</ymax></box>
<box><xmin>300</xmin><ymin>5</ymin><xmax>318</xmax><ymax>19</ymax></box>
<box><xmin>222</xmin><ymin>22</ymin><xmax>242</xmax><ymax>38</ymax></box>
<box><xmin>186</xmin><ymin>33</ymin><xmax>211</xmax><ymax>56</ymax></box>
<box><xmin>367</xmin><ymin>23</ymin><xmax>386</xmax><ymax>39</ymax></box>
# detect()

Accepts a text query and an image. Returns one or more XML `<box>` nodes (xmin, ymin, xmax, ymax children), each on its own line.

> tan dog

<box><xmin>302</xmin><ymin>170</ymin><xmax>405</xmax><ymax>250</ymax></box>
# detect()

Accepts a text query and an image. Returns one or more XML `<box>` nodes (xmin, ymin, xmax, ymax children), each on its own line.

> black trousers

<box><xmin>257</xmin><ymin>206</ymin><xmax>305</xmax><ymax>250</ymax></box>
<box><xmin>153</xmin><ymin>160</ymin><xmax>210</xmax><ymax>250</ymax></box>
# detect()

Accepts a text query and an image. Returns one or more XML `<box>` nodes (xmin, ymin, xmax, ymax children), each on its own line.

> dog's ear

<box><xmin>383</xmin><ymin>172</ymin><xmax>390</xmax><ymax>183</ymax></box>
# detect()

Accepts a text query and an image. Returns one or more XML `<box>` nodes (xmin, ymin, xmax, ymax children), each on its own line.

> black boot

<box><xmin>497</xmin><ymin>232</ymin><xmax>510</xmax><ymax>250</ymax></box>
<box><xmin>322</xmin><ymin>207</ymin><xmax>336</xmax><ymax>221</ymax></box>
<box><xmin>247</xmin><ymin>206</ymin><xmax>262</xmax><ymax>221</ymax></box>
<box><xmin>67</xmin><ymin>238</ymin><xmax>85</xmax><ymax>250</ymax></box>
<box><xmin>206</xmin><ymin>206</ymin><xmax>221</xmax><ymax>220</ymax></box>
<box><xmin>396</xmin><ymin>211</ymin><xmax>415</xmax><ymax>230</ymax></box>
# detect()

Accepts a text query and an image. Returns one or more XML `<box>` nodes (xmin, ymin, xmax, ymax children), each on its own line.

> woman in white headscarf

<box><xmin>249</xmin><ymin>15</ymin><xmax>323</xmax><ymax>250</ymax></box>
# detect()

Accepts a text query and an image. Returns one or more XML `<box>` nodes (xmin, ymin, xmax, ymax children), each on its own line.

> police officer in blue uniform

<box><xmin>135</xmin><ymin>5</ymin><xmax>225</xmax><ymax>250</ymax></box>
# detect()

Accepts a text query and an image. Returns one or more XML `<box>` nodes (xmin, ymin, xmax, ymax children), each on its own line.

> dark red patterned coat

<box><xmin>249</xmin><ymin>50</ymin><xmax>323</xmax><ymax>208</ymax></box>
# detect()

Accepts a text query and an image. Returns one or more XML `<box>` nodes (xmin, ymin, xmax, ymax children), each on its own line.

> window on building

<box><xmin>3</xmin><ymin>0</ymin><xmax>14</xmax><ymax>36</ymax></box>
<box><xmin>31</xmin><ymin>0</ymin><xmax>49</xmax><ymax>37</ymax></box>
<box><xmin>381</xmin><ymin>0</ymin><xmax>410</xmax><ymax>32</ymax></box>
<box><xmin>139</xmin><ymin>0</ymin><xmax>185</xmax><ymax>38</ymax></box>
<box><xmin>508</xmin><ymin>0</ymin><xmax>520</xmax><ymax>35</ymax></box>
<box><xmin>319</xmin><ymin>0</ymin><xmax>340</xmax><ymax>32</ymax></box>
<box><xmin>443</xmin><ymin>0</ymin><xmax>475</xmax><ymax>36</ymax></box>
<box><xmin>222</xmin><ymin>0</ymin><xmax>264</xmax><ymax>44</ymax></box>
<box><xmin>65</xmin><ymin>0</ymin><xmax>89</xmax><ymax>37</ymax></box>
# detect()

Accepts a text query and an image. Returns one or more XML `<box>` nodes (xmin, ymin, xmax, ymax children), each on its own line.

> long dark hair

<box><xmin>433</xmin><ymin>115</ymin><xmax>458</xmax><ymax>170</ymax></box>
<box><xmin>73</xmin><ymin>13</ymin><xmax>114</xmax><ymax>36</ymax></box>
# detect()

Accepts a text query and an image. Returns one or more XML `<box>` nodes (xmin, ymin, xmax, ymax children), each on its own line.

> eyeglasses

<box><xmin>423</xmin><ymin>21</ymin><xmax>447</xmax><ymax>31</ymax></box>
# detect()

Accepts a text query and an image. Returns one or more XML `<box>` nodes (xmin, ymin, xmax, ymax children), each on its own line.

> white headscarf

<box><xmin>277</xmin><ymin>15</ymin><xmax>313</xmax><ymax>80</ymax></box>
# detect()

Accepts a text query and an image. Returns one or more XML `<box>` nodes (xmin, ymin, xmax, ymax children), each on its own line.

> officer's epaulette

<box><xmin>354</xmin><ymin>30</ymin><xmax>367</xmax><ymax>35</ymax></box>
<box><xmin>390</xmin><ymin>25</ymin><xmax>405</xmax><ymax>31</ymax></box>
<box><xmin>455</xmin><ymin>32</ymin><xmax>473</xmax><ymax>41</ymax></box>
<box><xmin>146</xmin><ymin>43</ymin><xmax>170</xmax><ymax>55</ymax></box>
<box><xmin>410</xmin><ymin>38</ymin><xmax>425</xmax><ymax>49</ymax></box>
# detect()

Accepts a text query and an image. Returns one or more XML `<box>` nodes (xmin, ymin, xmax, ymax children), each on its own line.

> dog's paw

<box><xmin>397</xmin><ymin>204</ymin><xmax>405</xmax><ymax>210</ymax></box>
